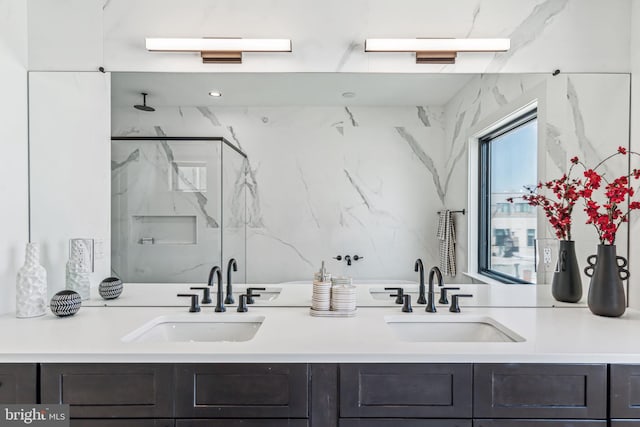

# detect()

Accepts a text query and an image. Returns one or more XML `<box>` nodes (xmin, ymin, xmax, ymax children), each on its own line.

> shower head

<box><xmin>134</xmin><ymin>92</ymin><xmax>155</xmax><ymax>112</ymax></box>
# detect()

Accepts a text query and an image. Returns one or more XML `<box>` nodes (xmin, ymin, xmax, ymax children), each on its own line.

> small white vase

<box><xmin>16</xmin><ymin>242</ymin><xmax>47</xmax><ymax>318</ymax></box>
<box><xmin>66</xmin><ymin>240</ymin><xmax>91</xmax><ymax>300</ymax></box>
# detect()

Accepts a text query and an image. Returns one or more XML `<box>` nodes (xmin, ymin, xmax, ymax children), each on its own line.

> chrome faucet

<box><xmin>414</xmin><ymin>259</ymin><xmax>426</xmax><ymax>304</ymax></box>
<box><xmin>208</xmin><ymin>266</ymin><xmax>225</xmax><ymax>312</ymax></box>
<box><xmin>225</xmin><ymin>258</ymin><xmax>237</xmax><ymax>305</ymax></box>
<box><xmin>426</xmin><ymin>266</ymin><xmax>443</xmax><ymax>313</ymax></box>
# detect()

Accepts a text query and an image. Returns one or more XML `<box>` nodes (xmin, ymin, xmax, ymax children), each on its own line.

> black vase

<box><xmin>551</xmin><ymin>240</ymin><xmax>582</xmax><ymax>303</ymax></box>
<box><xmin>585</xmin><ymin>244</ymin><xmax>628</xmax><ymax>317</ymax></box>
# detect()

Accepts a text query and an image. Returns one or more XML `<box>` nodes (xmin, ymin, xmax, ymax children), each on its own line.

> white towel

<box><xmin>437</xmin><ymin>210</ymin><xmax>456</xmax><ymax>276</ymax></box>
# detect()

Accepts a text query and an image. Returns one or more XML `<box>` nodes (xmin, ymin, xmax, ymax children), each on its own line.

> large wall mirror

<box><xmin>29</xmin><ymin>71</ymin><xmax>631</xmax><ymax>305</ymax></box>
<box><xmin>109</xmin><ymin>72</ymin><xmax>631</xmax><ymax>288</ymax></box>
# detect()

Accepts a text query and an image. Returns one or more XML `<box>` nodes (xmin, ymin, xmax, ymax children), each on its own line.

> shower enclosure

<box><xmin>111</xmin><ymin>137</ymin><xmax>247</xmax><ymax>283</ymax></box>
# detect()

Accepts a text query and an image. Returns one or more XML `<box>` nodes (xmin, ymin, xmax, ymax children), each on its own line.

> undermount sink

<box><xmin>122</xmin><ymin>314</ymin><xmax>264</xmax><ymax>343</ymax></box>
<box><xmin>385</xmin><ymin>315</ymin><xmax>524</xmax><ymax>343</ymax></box>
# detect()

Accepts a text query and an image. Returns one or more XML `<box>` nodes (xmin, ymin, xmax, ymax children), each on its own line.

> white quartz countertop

<box><xmin>1</xmin><ymin>292</ymin><xmax>639</xmax><ymax>363</ymax></box>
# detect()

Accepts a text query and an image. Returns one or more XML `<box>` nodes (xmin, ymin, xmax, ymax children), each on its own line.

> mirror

<box><xmin>110</xmin><ymin>72</ymin><xmax>630</xmax><ymax>295</ymax></box>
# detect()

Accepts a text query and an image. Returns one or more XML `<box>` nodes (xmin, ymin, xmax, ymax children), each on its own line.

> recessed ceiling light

<box><xmin>209</xmin><ymin>91</ymin><xmax>222</xmax><ymax>97</ymax></box>
<box><xmin>342</xmin><ymin>92</ymin><xmax>356</xmax><ymax>98</ymax></box>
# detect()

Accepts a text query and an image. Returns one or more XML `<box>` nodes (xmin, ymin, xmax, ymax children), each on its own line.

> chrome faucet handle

<box><xmin>450</xmin><ymin>294</ymin><xmax>473</xmax><ymax>313</ymax></box>
<box><xmin>402</xmin><ymin>294</ymin><xmax>413</xmax><ymax>313</ymax></box>
<box><xmin>438</xmin><ymin>287</ymin><xmax>460</xmax><ymax>305</ymax></box>
<box><xmin>384</xmin><ymin>287</ymin><xmax>404</xmax><ymax>304</ymax></box>
<box><xmin>177</xmin><ymin>294</ymin><xmax>201</xmax><ymax>312</ymax></box>
<box><xmin>190</xmin><ymin>287</ymin><xmax>212</xmax><ymax>304</ymax></box>
<box><xmin>246</xmin><ymin>287</ymin><xmax>266</xmax><ymax>304</ymax></box>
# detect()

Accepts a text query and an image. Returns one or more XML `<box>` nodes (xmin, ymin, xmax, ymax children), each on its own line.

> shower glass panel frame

<box><xmin>111</xmin><ymin>136</ymin><xmax>247</xmax><ymax>284</ymax></box>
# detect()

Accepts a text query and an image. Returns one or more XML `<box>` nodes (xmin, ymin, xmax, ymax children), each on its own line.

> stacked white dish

<box><xmin>311</xmin><ymin>281</ymin><xmax>331</xmax><ymax>311</ymax></box>
<box><xmin>330</xmin><ymin>283</ymin><xmax>356</xmax><ymax>312</ymax></box>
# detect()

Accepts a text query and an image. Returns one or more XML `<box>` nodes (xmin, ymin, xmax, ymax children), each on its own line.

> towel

<box><xmin>437</xmin><ymin>210</ymin><xmax>456</xmax><ymax>276</ymax></box>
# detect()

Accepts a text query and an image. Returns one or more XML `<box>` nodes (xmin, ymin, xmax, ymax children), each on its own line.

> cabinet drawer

<box><xmin>176</xmin><ymin>420</ymin><xmax>308</xmax><ymax>427</ymax></box>
<box><xmin>611</xmin><ymin>365</ymin><xmax>640</xmax><ymax>418</ymax></box>
<box><xmin>340</xmin><ymin>419</ymin><xmax>471</xmax><ymax>427</ymax></box>
<box><xmin>41</xmin><ymin>364</ymin><xmax>174</xmax><ymax>418</ymax></box>
<box><xmin>71</xmin><ymin>420</ymin><xmax>174</xmax><ymax>427</ymax></box>
<box><xmin>474</xmin><ymin>421</ymin><xmax>606</xmax><ymax>427</ymax></box>
<box><xmin>175</xmin><ymin>364</ymin><xmax>309</xmax><ymax>418</ymax></box>
<box><xmin>0</xmin><ymin>363</ymin><xmax>37</xmax><ymax>403</ymax></box>
<box><xmin>612</xmin><ymin>422</ymin><xmax>640</xmax><ymax>426</ymax></box>
<box><xmin>339</xmin><ymin>364</ymin><xmax>473</xmax><ymax>418</ymax></box>
<box><xmin>474</xmin><ymin>364</ymin><xmax>606</xmax><ymax>419</ymax></box>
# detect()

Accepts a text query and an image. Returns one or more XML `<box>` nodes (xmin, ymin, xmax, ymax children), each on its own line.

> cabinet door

<box><xmin>175</xmin><ymin>420</ymin><xmax>308</xmax><ymax>427</ymax></box>
<box><xmin>71</xmin><ymin>420</ymin><xmax>174</xmax><ymax>427</ymax></box>
<box><xmin>474</xmin><ymin>364</ymin><xmax>606</xmax><ymax>419</ymax></box>
<box><xmin>41</xmin><ymin>364</ymin><xmax>174</xmax><ymax>418</ymax></box>
<box><xmin>340</xmin><ymin>364</ymin><xmax>473</xmax><ymax>418</ymax></box>
<box><xmin>0</xmin><ymin>364</ymin><xmax>37</xmax><ymax>403</ymax></box>
<box><xmin>340</xmin><ymin>419</ymin><xmax>471</xmax><ymax>427</ymax></box>
<box><xmin>175</xmin><ymin>364</ymin><xmax>309</xmax><ymax>418</ymax></box>
<box><xmin>473</xmin><ymin>420</ymin><xmax>606</xmax><ymax>427</ymax></box>
<box><xmin>611</xmin><ymin>365</ymin><xmax>640</xmax><ymax>418</ymax></box>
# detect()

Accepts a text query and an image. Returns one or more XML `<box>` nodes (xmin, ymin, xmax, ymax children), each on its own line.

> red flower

<box><xmin>577</xmin><ymin>147</ymin><xmax>640</xmax><ymax>244</ymax></box>
<box><xmin>570</xmin><ymin>156</ymin><xmax>579</xmax><ymax>164</ymax></box>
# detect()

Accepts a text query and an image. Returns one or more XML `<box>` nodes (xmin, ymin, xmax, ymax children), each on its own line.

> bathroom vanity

<box><xmin>1</xmin><ymin>282</ymin><xmax>640</xmax><ymax>427</ymax></box>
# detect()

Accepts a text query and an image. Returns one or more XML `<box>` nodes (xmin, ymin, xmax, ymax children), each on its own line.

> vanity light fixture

<box><xmin>208</xmin><ymin>91</ymin><xmax>222</xmax><ymax>97</ymax></box>
<box><xmin>145</xmin><ymin>38</ymin><xmax>292</xmax><ymax>64</ymax></box>
<box><xmin>364</xmin><ymin>38</ymin><xmax>510</xmax><ymax>64</ymax></box>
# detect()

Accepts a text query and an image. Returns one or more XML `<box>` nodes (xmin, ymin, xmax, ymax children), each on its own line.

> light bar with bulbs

<box><xmin>364</xmin><ymin>38</ymin><xmax>510</xmax><ymax>64</ymax></box>
<box><xmin>145</xmin><ymin>38</ymin><xmax>292</xmax><ymax>64</ymax></box>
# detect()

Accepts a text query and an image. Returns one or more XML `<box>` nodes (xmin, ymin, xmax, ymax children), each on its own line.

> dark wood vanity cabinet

<box><xmin>340</xmin><ymin>420</ymin><xmax>471</xmax><ymax>427</ymax></box>
<box><xmin>610</xmin><ymin>364</ymin><xmax>640</xmax><ymax>425</ymax></box>
<box><xmin>473</xmin><ymin>421</ymin><xmax>607</xmax><ymax>426</ymax></box>
<box><xmin>339</xmin><ymin>363</ymin><xmax>473</xmax><ymax>419</ymax></box>
<box><xmin>176</xmin><ymin>421</ymin><xmax>308</xmax><ymax>427</ymax></box>
<box><xmin>9</xmin><ymin>362</ymin><xmax>639</xmax><ymax>426</ymax></box>
<box><xmin>473</xmin><ymin>364</ymin><xmax>607</xmax><ymax>420</ymax></box>
<box><xmin>70</xmin><ymin>420</ymin><xmax>175</xmax><ymax>427</ymax></box>
<box><xmin>0</xmin><ymin>363</ymin><xmax>37</xmax><ymax>403</ymax></box>
<box><xmin>174</xmin><ymin>363</ymin><xmax>309</xmax><ymax>419</ymax></box>
<box><xmin>41</xmin><ymin>364</ymin><xmax>175</xmax><ymax>418</ymax></box>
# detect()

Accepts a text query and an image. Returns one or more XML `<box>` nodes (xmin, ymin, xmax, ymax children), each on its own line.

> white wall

<box><xmin>629</xmin><ymin>1</ymin><xmax>640</xmax><ymax>308</ymax></box>
<box><xmin>0</xmin><ymin>0</ymin><xmax>29</xmax><ymax>314</ymax></box>
<box><xmin>29</xmin><ymin>72</ymin><xmax>111</xmax><ymax>297</ymax></box>
<box><xmin>26</xmin><ymin>0</ymin><xmax>631</xmax><ymax>74</ymax></box>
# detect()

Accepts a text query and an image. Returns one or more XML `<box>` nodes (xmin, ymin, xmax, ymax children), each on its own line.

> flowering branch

<box><xmin>578</xmin><ymin>146</ymin><xmax>640</xmax><ymax>245</ymax></box>
<box><xmin>508</xmin><ymin>160</ymin><xmax>582</xmax><ymax>241</ymax></box>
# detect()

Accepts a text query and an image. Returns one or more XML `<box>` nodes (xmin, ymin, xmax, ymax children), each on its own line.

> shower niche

<box><xmin>111</xmin><ymin>137</ymin><xmax>247</xmax><ymax>283</ymax></box>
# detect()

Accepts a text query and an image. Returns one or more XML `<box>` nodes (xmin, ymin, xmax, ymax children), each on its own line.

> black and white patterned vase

<box><xmin>99</xmin><ymin>277</ymin><xmax>123</xmax><ymax>300</ymax></box>
<box><xmin>50</xmin><ymin>290</ymin><xmax>81</xmax><ymax>317</ymax></box>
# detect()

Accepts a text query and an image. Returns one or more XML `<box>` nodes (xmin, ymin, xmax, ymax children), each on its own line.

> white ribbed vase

<box><xmin>66</xmin><ymin>240</ymin><xmax>91</xmax><ymax>300</ymax></box>
<box><xmin>16</xmin><ymin>242</ymin><xmax>47</xmax><ymax>318</ymax></box>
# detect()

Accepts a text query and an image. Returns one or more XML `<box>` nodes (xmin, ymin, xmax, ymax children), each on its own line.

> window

<box><xmin>527</xmin><ymin>229</ymin><xmax>536</xmax><ymax>247</ymax></box>
<box><xmin>479</xmin><ymin>109</ymin><xmax>537</xmax><ymax>283</ymax></box>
